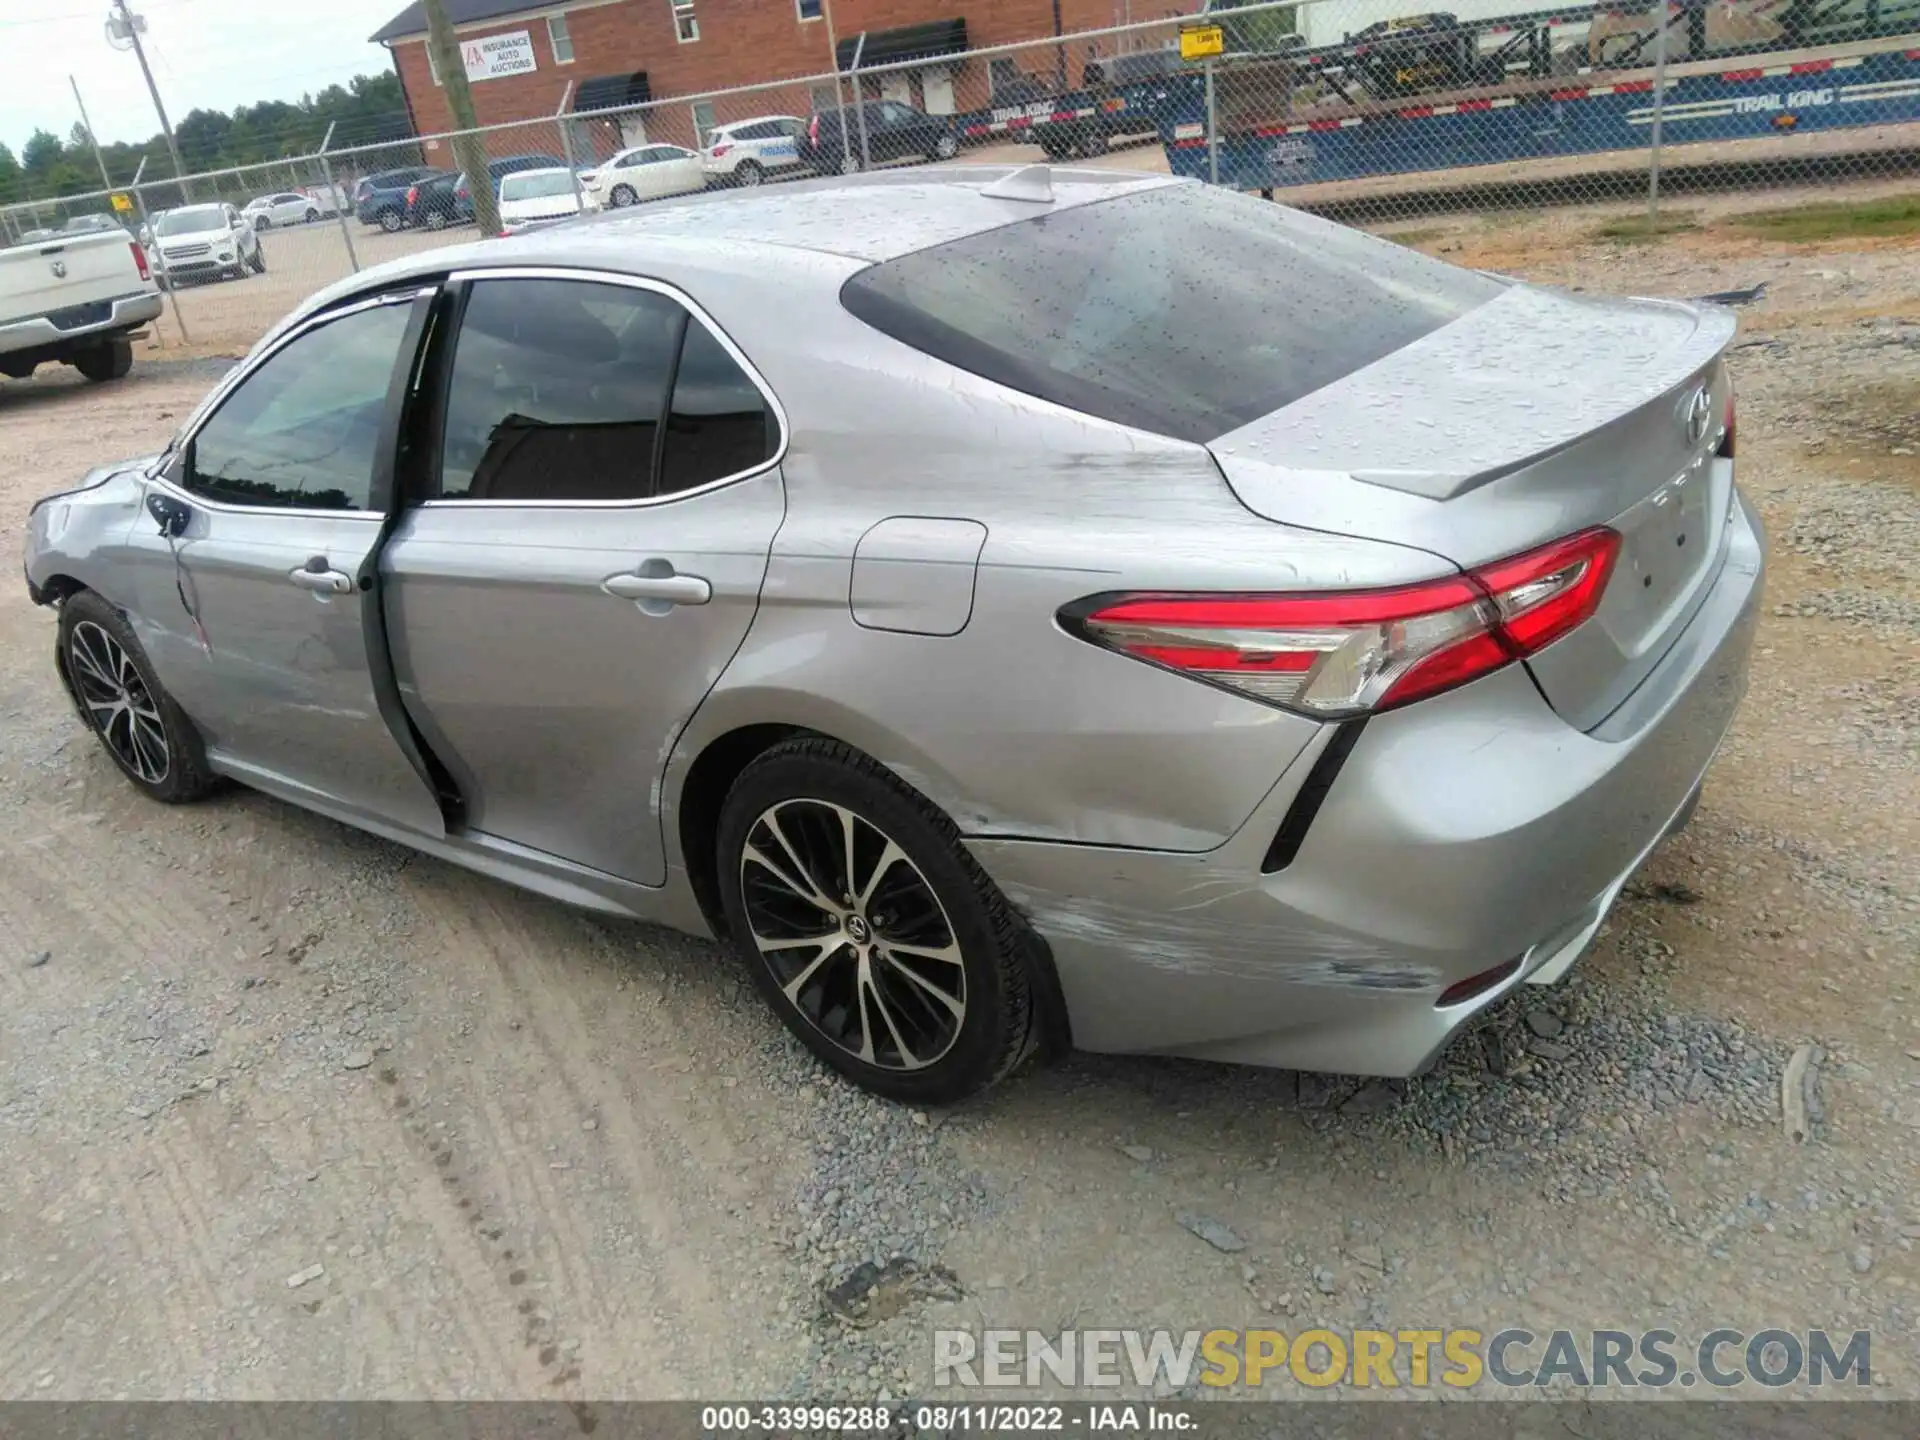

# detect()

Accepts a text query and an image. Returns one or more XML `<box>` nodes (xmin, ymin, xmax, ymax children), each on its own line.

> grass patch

<box><xmin>1378</xmin><ymin>225</ymin><xmax>1445</xmax><ymax>248</ymax></box>
<box><xmin>1591</xmin><ymin>210</ymin><xmax>1700</xmax><ymax>243</ymax></box>
<box><xmin>1729</xmin><ymin>194</ymin><xmax>1920</xmax><ymax>242</ymax></box>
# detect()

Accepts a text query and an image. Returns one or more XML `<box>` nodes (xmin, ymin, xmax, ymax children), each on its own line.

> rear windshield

<box><xmin>839</xmin><ymin>182</ymin><xmax>1502</xmax><ymax>443</ymax></box>
<box><xmin>501</xmin><ymin>171</ymin><xmax>576</xmax><ymax>201</ymax></box>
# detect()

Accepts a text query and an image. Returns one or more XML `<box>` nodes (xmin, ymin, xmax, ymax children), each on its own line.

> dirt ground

<box><xmin>1</xmin><ymin>190</ymin><xmax>1915</xmax><ymax>1404</ymax></box>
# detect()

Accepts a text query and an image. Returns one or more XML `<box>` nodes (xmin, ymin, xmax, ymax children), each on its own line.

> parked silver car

<box><xmin>23</xmin><ymin>168</ymin><xmax>1762</xmax><ymax>1103</ymax></box>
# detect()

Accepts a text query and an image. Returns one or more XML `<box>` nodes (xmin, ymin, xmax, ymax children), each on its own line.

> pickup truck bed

<box><xmin>1</xmin><ymin>228</ymin><xmax>162</xmax><ymax>384</ymax></box>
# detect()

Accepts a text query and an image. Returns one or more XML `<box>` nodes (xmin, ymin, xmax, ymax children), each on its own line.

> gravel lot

<box><xmin>1</xmin><ymin>195</ymin><xmax>1915</xmax><ymax>1403</ymax></box>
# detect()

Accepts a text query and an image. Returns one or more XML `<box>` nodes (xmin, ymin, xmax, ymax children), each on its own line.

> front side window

<box><xmin>436</xmin><ymin>278</ymin><xmax>775</xmax><ymax>503</ymax></box>
<box><xmin>547</xmin><ymin>13</ymin><xmax>575</xmax><ymax>62</ymax></box>
<box><xmin>187</xmin><ymin>302</ymin><xmax>412</xmax><ymax>512</ymax></box>
<box><xmin>841</xmin><ymin>182</ymin><xmax>1501</xmax><ymax>443</ymax></box>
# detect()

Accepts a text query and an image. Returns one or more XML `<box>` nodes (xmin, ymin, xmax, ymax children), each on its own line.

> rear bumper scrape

<box><xmin>968</xmin><ymin>488</ymin><xmax>1764</xmax><ymax>1078</ymax></box>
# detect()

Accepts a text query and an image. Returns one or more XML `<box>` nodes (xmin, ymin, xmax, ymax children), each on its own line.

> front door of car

<box><xmin>124</xmin><ymin>291</ymin><xmax>447</xmax><ymax>836</ymax></box>
<box><xmin>381</xmin><ymin>271</ymin><xmax>785</xmax><ymax>887</ymax></box>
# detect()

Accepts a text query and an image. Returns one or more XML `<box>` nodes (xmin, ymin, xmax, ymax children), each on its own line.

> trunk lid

<box><xmin>0</xmin><ymin>230</ymin><xmax>145</xmax><ymax>324</ymax></box>
<box><xmin>1208</xmin><ymin>284</ymin><xmax>1736</xmax><ymax>731</ymax></box>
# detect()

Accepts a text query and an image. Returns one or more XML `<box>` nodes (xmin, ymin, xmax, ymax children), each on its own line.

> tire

<box><xmin>254</xmin><ymin>216</ymin><xmax>271</xmax><ymax>230</ymax></box>
<box><xmin>304</xmin><ymin>208</ymin><xmax>319</xmax><ymax>224</ymax></box>
<box><xmin>716</xmin><ymin>737</ymin><xmax>1037</xmax><ymax>1104</ymax></box>
<box><xmin>1076</xmin><ymin>131</ymin><xmax>1109</xmax><ymax>158</ymax></box>
<box><xmin>609</xmin><ymin>184</ymin><xmax>638</xmax><ymax>207</ymax></box>
<box><xmin>225</xmin><ymin>264</ymin><xmax>246</xmax><ymax>281</ymax></box>
<box><xmin>734</xmin><ymin>160</ymin><xmax>764</xmax><ymax>187</ymax></box>
<box><xmin>839</xmin><ymin>152</ymin><xmax>861</xmax><ymax>176</ymax></box>
<box><xmin>425</xmin><ymin>208</ymin><xmax>448</xmax><ymax>232</ymax></box>
<box><xmin>249</xmin><ymin>244</ymin><xmax>266</xmax><ymax>274</ymax></box>
<box><xmin>932</xmin><ymin>132</ymin><xmax>958</xmax><ymax>161</ymax></box>
<box><xmin>58</xmin><ymin>590</ymin><xmax>218</xmax><ymax>804</ymax></box>
<box><xmin>72</xmin><ymin>338</ymin><xmax>133</xmax><ymax>383</ymax></box>
<box><xmin>378</xmin><ymin>209</ymin><xmax>404</xmax><ymax>233</ymax></box>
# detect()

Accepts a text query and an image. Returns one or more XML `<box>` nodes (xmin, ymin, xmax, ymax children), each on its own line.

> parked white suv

<box><xmin>148</xmin><ymin>203</ymin><xmax>264</xmax><ymax>286</ymax></box>
<box><xmin>701</xmin><ymin>116</ymin><xmax>806</xmax><ymax>187</ymax></box>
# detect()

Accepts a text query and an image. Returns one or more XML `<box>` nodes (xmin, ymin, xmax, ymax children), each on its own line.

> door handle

<box><xmin>289</xmin><ymin>559</ymin><xmax>354</xmax><ymax>594</ymax></box>
<box><xmin>602</xmin><ymin>570</ymin><xmax>711</xmax><ymax>607</ymax></box>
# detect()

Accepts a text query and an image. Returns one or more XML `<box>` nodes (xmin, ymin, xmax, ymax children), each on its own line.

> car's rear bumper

<box><xmin>968</xmin><ymin>487</ymin><xmax>1765</xmax><ymax>1077</ymax></box>
<box><xmin>0</xmin><ymin>291</ymin><xmax>163</xmax><ymax>357</ymax></box>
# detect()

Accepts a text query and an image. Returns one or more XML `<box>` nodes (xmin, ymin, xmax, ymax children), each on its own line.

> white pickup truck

<box><xmin>0</xmin><ymin>225</ymin><xmax>163</xmax><ymax>384</ymax></box>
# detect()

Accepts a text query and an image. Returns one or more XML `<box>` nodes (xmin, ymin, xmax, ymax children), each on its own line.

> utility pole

<box><xmin>106</xmin><ymin>0</ymin><xmax>189</xmax><ymax>200</ymax></box>
<box><xmin>70</xmin><ymin>75</ymin><xmax>115</xmax><ymax>191</ymax></box>
<box><xmin>421</xmin><ymin>0</ymin><xmax>501</xmax><ymax>236</ymax></box>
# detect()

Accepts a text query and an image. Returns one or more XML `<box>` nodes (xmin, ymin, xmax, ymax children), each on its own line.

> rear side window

<box><xmin>436</xmin><ymin>277</ymin><xmax>776</xmax><ymax>503</ymax></box>
<box><xmin>840</xmin><ymin>182</ymin><xmax>1502</xmax><ymax>443</ymax></box>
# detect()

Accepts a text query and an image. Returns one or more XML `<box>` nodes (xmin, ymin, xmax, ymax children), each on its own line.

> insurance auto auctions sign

<box><xmin>461</xmin><ymin>30</ymin><xmax>537</xmax><ymax>82</ymax></box>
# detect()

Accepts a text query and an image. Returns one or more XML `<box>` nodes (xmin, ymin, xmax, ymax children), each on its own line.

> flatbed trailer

<box><xmin>1158</xmin><ymin>31</ymin><xmax>1920</xmax><ymax>189</ymax></box>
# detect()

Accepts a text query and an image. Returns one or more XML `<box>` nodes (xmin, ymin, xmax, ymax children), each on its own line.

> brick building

<box><xmin>373</xmin><ymin>0</ymin><xmax>1191</xmax><ymax>154</ymax></box>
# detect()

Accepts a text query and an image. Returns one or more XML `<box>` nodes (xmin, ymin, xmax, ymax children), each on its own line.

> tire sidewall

<box><xmin>58</xmin><ymin>592</ymin><xmax>209</xmax><ymax>804</ymax></box>
<box><xmin>716</xmin><ymin>745</ymin><xmax>1026</xmax><ymax>1104</ymax></box>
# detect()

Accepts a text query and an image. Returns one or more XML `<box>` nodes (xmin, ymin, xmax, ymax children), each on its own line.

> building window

<box><xmin>691</xmin><ymin>100</ymin><xmax>716</xmax><ymax>144</ymax></box>
<box><xmin>797</xmin><ymin>0</ymin><xmax>822</xmax><ymax>19</ymax></box>
<box><xmin>671</xmin><ymin>0</ymin><xmax>698</xmax><ymax>42</ymax></box>
<box><xmin>547</xmin><ymin>14</ymin><xmax>575</xmax><ymax>63</ymax></box>
<box><xmin>426</xmin><ymin>41</ymin><xmax>443</xmax><ymax>87</ymax></box>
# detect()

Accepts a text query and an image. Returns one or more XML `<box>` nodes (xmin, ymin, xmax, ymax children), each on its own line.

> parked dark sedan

<box><xmin>797</xmin><ymin>101</ymin><xmax>957</xmax><ymax>176</ymax></box>
<box><xmin>354</xmin><ymin>166</ymin><xmax>440</xmax><ymax>231</ymax></box>
<box><xmin>405</xmin><ymin>154</ymin><xmax>569</xmax><ymax>230</ymax></box>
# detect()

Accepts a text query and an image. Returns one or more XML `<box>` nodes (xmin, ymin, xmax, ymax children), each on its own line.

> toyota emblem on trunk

<box><xmin>1682</xmin><ymin>386</ymin><xmax>1711</xmax><ymax>447</ymax></box>
<box><xmin>49</xmin><ymin>260</ymin><xmax>66</xmax><ymax>279</ymax></box>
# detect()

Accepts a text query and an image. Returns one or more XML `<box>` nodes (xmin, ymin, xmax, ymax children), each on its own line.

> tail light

<box><xmin>130</xmin><ymin>241</ymin><xmax>149</xmax><ymax>282</ymax></box>
<box><xmin>711</xmin><ymin>142</ymin><xmax>733</xmax><ymax>157</ymax></box>
<box><xmin>808</xmin><ymin>115</ymin><xmax>821</xmax><ymax>144</ymax></box>
<box><xmin>1065</xmin><ymin>527</ymin><xmax>1621</xmax><ymax>719</ymax></box>
<box><xmin>406</xmin><ymin>185</ymin><xmax>419</xmax><ymax>205</ymax></box>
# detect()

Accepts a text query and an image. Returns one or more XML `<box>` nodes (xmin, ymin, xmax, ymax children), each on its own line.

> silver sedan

<box><xmin>22</xmin><ymin>167</ymin><xmax>1763</xmax><ymax>1104</ymax></box>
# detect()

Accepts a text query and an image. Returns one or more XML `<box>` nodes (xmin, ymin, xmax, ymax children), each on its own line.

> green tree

<box><xmin>0</xmin><ymin>143</ymin><xmax>22</xmax><ymax>202</ymax></box>
<box><xmin>22</xmin><ymin>128</ymin><xmax>65</xmax><ymax>175</ymax></box>
<box><xmin>1207</xmin><ymin>0</ymin><xmax>1299</xmax><ymax>53</ymax></box>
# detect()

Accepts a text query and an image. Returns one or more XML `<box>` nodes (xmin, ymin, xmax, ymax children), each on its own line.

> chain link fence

<box><xmin>6</xmin><ymin>0</ymin><xmax>1915</xmax><ymax>358</ymax></box>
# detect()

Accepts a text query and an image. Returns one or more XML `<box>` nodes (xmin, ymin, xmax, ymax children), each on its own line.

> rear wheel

<box><xmin>72</xmin><ymin>339</ymin><xmax>132</xmax><ymax>383</ymax></box>
<box><xmin>59</xmin><ymin>591</ymin><xmax>217</xmax><ymax>804</ymax></box>
<box><xmin>717</xmin><ymin>737</ymin><xmax>1037</xmax><ymax>1104</ymax></box>
<box><xmin>839</xmin><ymin>152</ymin><xmax>861</xmax><ymax>176</ymax></box>
<box><xmin>932</xmin><ymin>133</ymin><xmax>958</xmax><ymax>161</ymax></box>
<box><xmin>378</xmin><ymin>208</ymin><xmax>404</xmax><ymax>233</ymax></box>
<box><xmin>609</xmin><ymin>183</ymin><xmax>638</xmax><ymax>207</ymax></box>
<box><xmin>425</xmin><ymin>208</ymin><xmax>448</xmax><ymax>231</ymax></box>
<box><xmin>734</xmin><ymin>160</ymin><xmax>764</xmax><ymax>187</ymax></box>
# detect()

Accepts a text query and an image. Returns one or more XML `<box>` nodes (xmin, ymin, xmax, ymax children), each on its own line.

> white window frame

<box><xmin>425</xmin><ymin>40</ymin><xmax>443</xmax><ymax>87</ymax></box>
<box><xmin>547</xmin><ymin>13</ymin><xmax>575</xmax><ymax>63</ymax></box>
<box><xmin>671</xmin><ymin>0</ymin><xmax>698</xmax><ymax>42</ymax></box>
<box><xmin>796</xmin><ymin>0</ymin><xmax>822</xmax><ymax>21</ymax></box>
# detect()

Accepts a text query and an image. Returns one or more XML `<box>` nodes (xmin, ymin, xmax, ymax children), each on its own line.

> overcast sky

<box><xmin>0</xmin><ymin>0</ymin><xmax>412</xmax><ymax>155</ymax></box>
